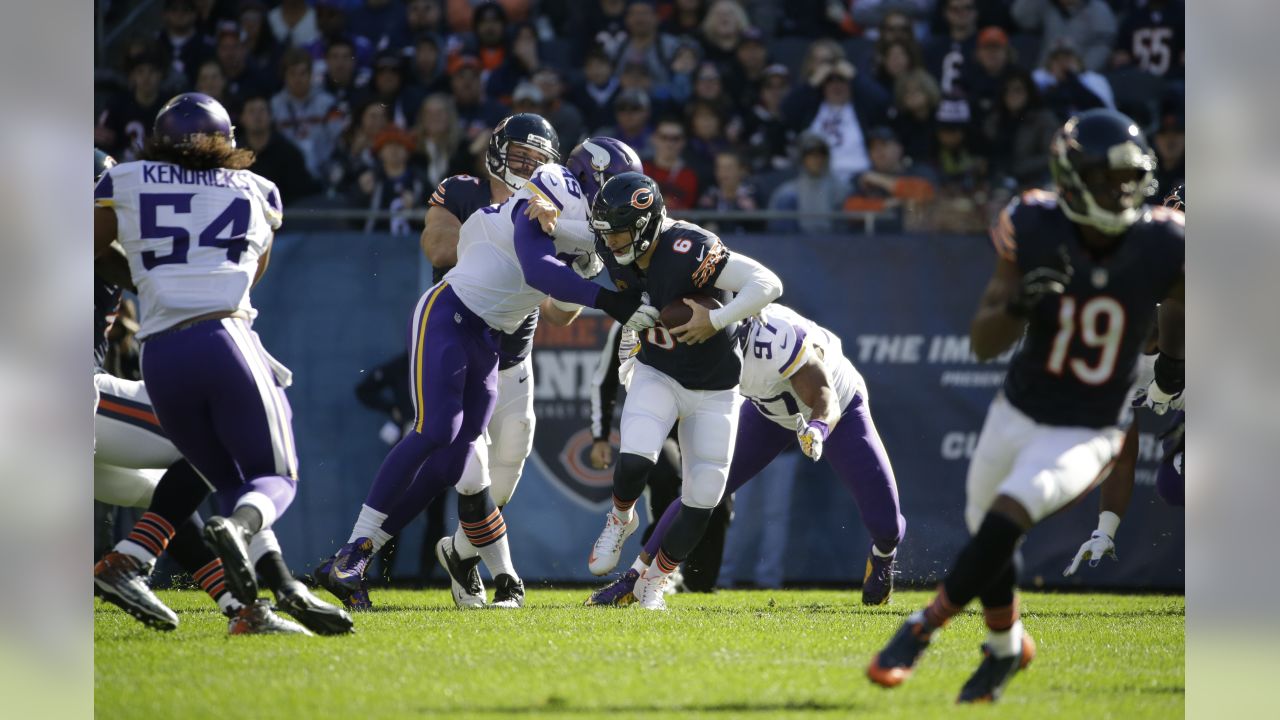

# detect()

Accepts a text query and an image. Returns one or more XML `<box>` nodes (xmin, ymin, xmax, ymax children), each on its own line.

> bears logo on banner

<box><xmin>527</xmin><ymin>311</ymin><xmax>619</xmax><ymax>510</ymax></box>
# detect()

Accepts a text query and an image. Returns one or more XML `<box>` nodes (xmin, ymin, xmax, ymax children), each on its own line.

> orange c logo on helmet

<box><xmin>630</xmin><ymin>188</ymin><xmax>653</xmax><ymax>209</ymax></box>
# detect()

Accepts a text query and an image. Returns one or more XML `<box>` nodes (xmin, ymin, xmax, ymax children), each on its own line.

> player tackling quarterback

<box><xmin>866</xmin><ymin>109</ymin><xmax>1184</xmax><ymax>702</ymax></box>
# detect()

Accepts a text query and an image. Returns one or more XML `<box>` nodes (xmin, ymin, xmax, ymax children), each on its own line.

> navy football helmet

<box><xmin>1049</xmin><ymin>109</ymin><xmax>1157</xmax><ymax>235</ymax></box>
<box><xmin>591</xmin><ymin>172</ymin><xmax>665</xmax><ymax>266</ymax></box>
<box><xmin>487</xmin><ymin>113</ymin><xmax>559</xmax><ymax>192</ymax></box>
<box><xmin>1163</xmin><ymin>184</ymin><xmax>1184</xmax><ymax>212</ymax></box>
<box><xmin>566</xmin><ymin>137</ymin><xmax>643</xmax><ymax>204</ymax></box>
<box><xmin>153</xmin><ymin>92</ymin><xmax>236</xmax><ymax>147</ymax></box>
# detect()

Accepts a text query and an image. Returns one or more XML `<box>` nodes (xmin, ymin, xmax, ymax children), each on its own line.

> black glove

<box><xmin>1007</xmin><ymin>246</ymin><xmax>1074</xmax><ymax>317</ymax></box>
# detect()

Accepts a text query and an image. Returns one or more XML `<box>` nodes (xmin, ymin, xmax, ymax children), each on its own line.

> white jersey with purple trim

<box><xmin>446</xmin><ymin>163</ymin><xmax>596</xmax><ymax>333</ymax></box>
<box><xmin>739</xmin><ymin>304</ymin><xmax>865</xmax><ymax>430</ymax></box>
<box><xmin>94</xmin><ymin>160</ymin><xmax>282</xmax><ymax>339</ymax></box>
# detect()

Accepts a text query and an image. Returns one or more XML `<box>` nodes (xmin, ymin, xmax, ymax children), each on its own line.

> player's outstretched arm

<box><xmin>790</xmin><ymin>358</ymin><xmax>840</xmax><ymax>462</ymax></box>
<box><xmin>1064</xmin><ymin>422</ymin><xmax>1138</xmax><ymax>576</ymax></box>
<box><xmin>970</xmin><ymin>256</ymin><xmax>1028</xmax><ymax>360</ymax></box>
<box><xmin>421</xmin><ymin>204</ymin><xmax>462</xmax><ymax>269</ymax></box>
<box><xmin>540</xmin><ymin>297</ymin><xmax>582</xmax><ymax>326</ymax></box>
<box><xmin>672</xmin><ymin>253</ymin><xmax>782</xmax><ymax>344</ymax></box>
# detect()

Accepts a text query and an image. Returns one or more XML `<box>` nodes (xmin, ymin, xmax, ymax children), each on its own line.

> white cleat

<box><xmin>435</xmin><ymin>537</ymin><xmax>486</xmax><ymax>609</ymax></box>
<box><xmin>633</xmin><ymin>569</ymin><xmax>669</xmax><ymax>611</ymax></box>
<box><xmin>587</xmin><ymin>510</ymin><xmax>640</xmax><ymax>576</ymax></box>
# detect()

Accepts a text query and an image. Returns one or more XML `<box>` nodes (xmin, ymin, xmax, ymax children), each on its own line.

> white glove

<box><xmin>1132</xmin><ymin>380</ymin><xmax>1184</xmax><ymax>415</ymax></box>
<box><xmin>571</xmin><ymin>251</ymin><xmax>604</xmax><ymax>279</ymax></box>
<box><xmin>1063</xmin><ymin>512</ymin><xmax>1120</xmax><ymax>576</ymax></box>
<box><xmin>797</xmin><ymin>420</ymin><xmax>829</xmax><ymax>462</ymax></box>
<box><xmin>623</xmin><ymin>304</ymin><xmax>660</xmax><ymax>332</ymax></box>
<box><xmin>617</xmin><ymin>327</ymin><xmax>640</xmax><ymax>365</ymax></box>
<box><xmin>379</xmin><ymin>420</ymin><xmax>401</xmax><ymax>446</ymax></box>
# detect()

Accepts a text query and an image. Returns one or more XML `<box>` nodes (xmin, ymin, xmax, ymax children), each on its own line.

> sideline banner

<box><xmin>253</xmin><ymin>232</ymin><xmax>1184</xmax><ymax>589</ymax></box>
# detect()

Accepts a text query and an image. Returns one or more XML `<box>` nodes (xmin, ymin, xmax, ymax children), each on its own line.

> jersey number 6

<box><xmin>646</xmin><ymin>326</ymin><xmax>675</xmax><ymax>350</ymax></box>
<box><xmin>140</xmin><ymin>193</ymin><xmax>251</xmax><ymax>270</ymax></box>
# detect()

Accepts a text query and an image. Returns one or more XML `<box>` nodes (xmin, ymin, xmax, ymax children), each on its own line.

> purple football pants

<box><xmin>644</xmin><ymin>392</ymin><xmax>906</xmax><ymax>558</ymax></box>
<box><xmin>1155</xmin><ymin>411</ymin><xmax>1185</xmax><ymax>507</ymax></box>
<box><xmin>363</xmin><ymin>282</ymin><xmax>498</xmax><ymax>515</ymax></box>
<box><xmin>140</xmin><ymin>317</ymin><xmax>298</xmax><ymax>522</ymax></box>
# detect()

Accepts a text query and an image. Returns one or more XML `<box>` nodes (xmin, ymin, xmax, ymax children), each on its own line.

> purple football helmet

<box><xmin>566</xmin><ymin>137</ymin><xmax>643</xmax><ymax>204</ymax></box>
<box><xmin>153</xmin><ymin>92</ymin><xmax>236</xmax><ymax>147</ymax></box>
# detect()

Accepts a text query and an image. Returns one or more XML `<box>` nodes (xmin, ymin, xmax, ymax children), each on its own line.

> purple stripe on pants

<box><xmin>363</xmin><ymin>283</ymin><xmax>499</xmax><ymax>514</ymax></box>
<box><xmin>644</xmin><ymin>392</ymin><xmax>906</xmax><ymax>557</ymax></box>
<box><xmin>140</xmin><ymin>318</ymin><xmax>297</xmax><ymax>519</ymax></box>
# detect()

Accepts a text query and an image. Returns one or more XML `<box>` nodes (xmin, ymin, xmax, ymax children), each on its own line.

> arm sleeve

<box><xmin>590</xmin><ymin>322</ymin><xmax>623</xmax><ymax>440</ymax></box>
<box><xmin>553</xmin><ymin>217</ymin><xmax>599</xmax><ymax>255</ymax></box>
<box><xmin>708</xmin><ymin>253</ymin><xmax>784</xmax><ymax>330</ymax></box>
<box><xmin>512</xmin><ymin>200</ymin><xmax>604</xmax><ymax>307</ymax></box>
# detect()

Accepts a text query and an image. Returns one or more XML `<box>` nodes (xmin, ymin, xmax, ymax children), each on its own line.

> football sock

<box><xmin>248</xmin><ymin>528</ymin><xmax>298</xmax><ymax>597</ymax></box>
<box><xmin>923</xmin><ymin>512</ymin><xmax>1024</xmax><ymax>629</ymax></box>
<box><xmin>630</xmin><ymin>557</ymin><xmax>648</xmax><ymax>573</ymax></box>
<box><xmin>611</xmin><ymin>500</ymin><xmax>634</xmax><ymax>524</ymax></box>
<box><xmin>229</xmin><ymin>504</ymin><xmax>264</xmax><ymax>535</ymax></box>
<box><xmin>453</xmin><ymin>524</ymin><xmax>479</xmax><ymax>561</ymax></box>
<box><xmin>872</xmin><ymin>543</ymin><xmax>897</xmax><ymax>558</ymax></box>
<box><xmin>348</xmin><ymin>504</ymin><xmax>393</xmax><ymax>549</ymax></box>
<box><xmin>163</xmin><ymin>513</ymin><xmax>239</xmax><ymax>611</ymax></box>
<box><xmin>987</xmin><ymin>619</ymin><xmax>1025</xmax><ymax>659</ymax></box>
<box><xmin>459</xmin><ymin>489</ymin><xmax>518</xmax><ymax>580</ymax></box>
<box><xmin>657</xmin><ymin>504</ymin><xmax>713</xmax><ymax>562</ymax></box>
<box><xmin>192</xmin><ymin>558</ymin><xmax>238</xmax><ymax>613</ymax></box>
<box><xmin>612</xmin><ymin>453</ymin><xmax>655</xmax><ymax>519</ymax></box>
<box><xmin>116</xmin><ymin>511</ymin><xmax>177</xmax><ymax>564</ymax></box>
<box><xmin>650</xmin><ymin>549</ymin><xmax>680</xmax><ymax>577</ymax></box>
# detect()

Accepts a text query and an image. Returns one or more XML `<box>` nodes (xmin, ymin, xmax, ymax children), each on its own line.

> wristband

<box><xmin>1097</xmin><ymin>511</ymin><xmax>1121</xmax><ymax>539</ymax></box>
<box><xmin>551</xmin><ymin>298</ymin><xmax>583</xmax><ymax>312</ymax></box>
<box><xmin>806</xmin><ymin>419</ymin><xmax>830</xmax><ymax>441</ymax></box>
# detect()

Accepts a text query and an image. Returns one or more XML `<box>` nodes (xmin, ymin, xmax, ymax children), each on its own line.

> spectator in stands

<box><xmin>511</xmin><ymin>81</ymin><xmax>544</xmax><ymax>116</ymax></box>
<box><xmin>216</xmin><ymin>22</ymin><xmax>273</xmax><ymax>99</ymax></box>
<box><xmin>487</xmin><ymin>22</ymin><xmax>542</xmax><ymax>104</ymax></box>
<box><xmin>191</xmin><ymin>0</ymin><xmax>237</xmax><ymax>38</ymax></box>
<box><xmin>653</xmin><ymin>39</ymin><xmax>700</xmax><ymax>108</ymax></box>
<box><xmin>322</xmin><ymin>36</ymin><xmax>369</xmax><ymax>124</ymax></box>
<box><xmin>456</xmin><ymin>2</ymin><xmax>512</xmax><ymax>73</ymax></box>
<box><xmin>930</xmin><ymin>96</ymin><xmax>990</xmax><ymax>232</ymax></box>
<box><xmin>1151</xmin><ymin>110</ymin><xmax>1184</xmax><ymax>198</ymax></box>
<box><xmin>571</xmin><ymin>45</ymin><xmax>621</xmax><ymax>133</ymax></box>
<box><xmin>724</xmin><ymin>28</ymin><xmax>769</xmax><ymax>111</ymax></box>
<box><xmin>643</xmin><ymin>117</ymin><xmax>700</xmax><ymax>210</ymax></box>
<box><xmin>852</xmin><ymin>0</ymin><xmax>935</xmax><ymax>33</ymax></box>
<box><xmin>686</xmin><ymin>99</ymin><xmax>731</xmax><ymax>187</ymax></box>
<box><xmin>1035</xmin><ymin>41</ymin><xmax>1113</xmax><ymax>120</ymax></box>
<box><xmin>158</xmin><ymin>0</ymin><xmax>214</xmax><ymax>87</ymax></box>
<box><xmin>445</xmin><ymin>0</ymin><xmax>532</xmax><ymax>35</ymax></box>
<box><xmin>238</xmin><ymin>94</ymin><xmax>321</xmax><ymax>202</ymax></box>
<box><xmin>742</xmin><ymin>64</ymin><xmax>795</xmax><ymax>173</ymax></box>
<box><xmin>412</xmin><ymin>93</ymin><xmax>472</xmax><ymax>187</ymax></box>
<box><xmin>924</xmin><ymin>0</ymin><xmax>979</xmax><ymax>96</ymax></box>
<box><xmin>1012</xmin><ymin>0</ymin><xmax>1117</xmax><ymax>72</ymax></box>
<box><xmin>354</xmin><ymin>125</ymin><xmax>428</xmax><ymax>235</ymax></box>
<box><xmin>310</xmin><ymin>4</ymin><xmax>375</xmax><ymax>71</ymax></box>
<box><xmin>194</xmin><ymin>59</ymin><xmax>230</xmax><ymax>106</ymax></box>
<box><xmin>889</xmin><ymin>68</ymin><xmax>941</xmax><ymax>164</ymax></box>
<box><xmin>385</xmin><ymin>0</ymin><xmax>448</xmax><ymax>51</ymax></box>
<box><xmin>599</xmin><ymin>89</ymin><xmax>654</xmax><ymax>156</ymax></box>
<box><xmin>569</xmin><ymin>0</ymin><xmax>628</xmax><ymax>63</ymax></box>
<box><xmin>1111</xmin><ymin>0</ymin><xmax>1184</xmax><ymax>80</ymax></box>
<box><xmin>767</xmin><ymin>132</ymin><xmax>846</xmax><ymax>234</ymax></box>
<box><xmin>450</xmin><ymin>55</ymin><xmax>510</xmax><ymax>136</ymax></box>
<box><xmin>269</xmin><ymin>0</ymin><xmax>321</xmax><ymax>48</ymax></box>
<box><xmin>690</xmin><ymin>61</ymin><xmax>742</xmax><ymax>134</ymax></box>
<box><xmin>271</xmin><ymin>48</ymin><xmax>340</xmax><ymax>180</ymax></box>
<box><xmin>698</xmin><ymin>0</ymin><xmax>751</xmax><ymax>68</ymax></box>
<box><xmin>362</xmin><ymin>49</ymin><xmax>426</xmax><ymax>128</ymax></box>
<box><xmin>532</xmin><ymin>69</ymin><xmax>586</xmax><ymax>148</ymax></box>
<box><xmin>697</xmin><ymin>150</ymin><xmax>762</xmax><ymax>234</ymax></box>
<box><xmin>980</xmin><ymin>69</ymin><xmax>1058</xmax><ymax>189</ymax></box>
<box><xmin>615</xmin><ymin>0</ymin><xmax>680</xmax><ymax>85</ymax></box>
<box><xmin>407</xmin><ymin>34</ymin><xmax>448</xmax><ymax>96</ymax></box>
<box><xmin>327</xmin><ymin>99</ymin><xmax>387</xmax><ymax>195</ymax></box>
<box><xmin>348</xmin><ymin>0</ymin><xmax>408</xmax><ymax>49</ymax></box>
<box><xmin>844</xmin><ymin>126</ymin><xmax>938</xmax><ymax>233</ymax></box>
<box><xmin>95</xmin><ymin>50</ymin><xmax>167</xmax><ymax>161</ymax></box>
<box><xmin>783</xmin><ymin>56</ymin><xmax>888</xmax><ymax>186</ymax></box>
<box><xmin>966</xmin><ymin>26</ymin><xmax>1016</xmax><ymax>119</ymax></box>
<box><xmin>663</xmin><ymin>0</ymin><xmax>706</xmax><ymax>37</ymax></box>
<box><xmin>871</xmin><ymin>37</ymin><xmax>924</xmax><ymax>97</ymax></box>
<box><xmin>237</xmin><ymin>2</ymin><xmax>283</xmax><ymax>70</ymax></box>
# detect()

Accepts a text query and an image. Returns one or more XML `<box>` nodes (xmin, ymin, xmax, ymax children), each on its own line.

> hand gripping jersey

<box><xmin>445</xmin><ymin>163</ymin><xmax>597</xmax><ymax>333</ymax></box>
<box><xmin>739</xmin><ymin>304</ymin><xmax>865</xmax><ymax>429</ymax></box>
<box><xmin>94</xmin><ymin>161</ymin><xmax>283</xmax><ymax>339</ymax></box>
<box><xmin>602</xmin><ymin>218</ymin><xmax>741</xmax><ymax>391</ymax></box>
<box><xmin>428</xmin><ymin>173</ymin><xmax>538</xmax><ymax>370</ymax></box>
<box><xmin>994</xmin><ymin>191</ymin><xmax>1184</xmax><ymax>428</ymax></box>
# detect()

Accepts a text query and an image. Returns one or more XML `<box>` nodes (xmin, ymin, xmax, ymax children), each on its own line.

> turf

<box><xmin>95</xmin><ymin>588</ymin><xmax>1183</xmax><ymax>719</ymax></box>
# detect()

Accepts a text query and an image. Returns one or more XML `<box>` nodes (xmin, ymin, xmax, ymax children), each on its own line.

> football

<box><xmin>659</xmin><ymin>293</ymin><xmax>722</xmax><ymax>329</ymax></box>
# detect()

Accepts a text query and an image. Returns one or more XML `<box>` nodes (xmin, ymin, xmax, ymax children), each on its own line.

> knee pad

<box><xmin>454</xmin><ymin>441</ymin><xmax>490</xmax><ymax>496</ymax></box>
<box><xmin>248</xmin><ymin>528</ymin><xmax>282</xmax><ymax>564</ymax></box>
<box><xmin>489</xmin><ymin>414</ymin><xmax>533</xmax><ymax>505</ymax></box>
<box><xmin>94</xmin><ymin>463</ymin><xmax>162</xmax><ymax>508</ymax></box>
<box><xmin>683</xmin><ymin>464</ymin><xmax>728</xmax><ymax>510</ymax></box>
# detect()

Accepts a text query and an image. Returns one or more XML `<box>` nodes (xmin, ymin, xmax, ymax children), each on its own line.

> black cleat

<box><xmin>862</xmin><ymin>550</ymin><xmax>896</xmax><ymax>606</ymax></box>
<box><xmin>276</xmin><ymin>583</ymin><xmax>355</xmax><ymax>635</ymax></box>
<box><xmin>490</xmin><ymin>574</ymin><xmax>525</xmax><ymax>609</ymax></box>
<box><xmin>867</xmin><ymin>614</ymin><xmax>935</xmax><ymax>688</ymax></box>
<box><xmin>94</xmin><ymin>552</ymin><xmax>179</xmax><ymax>631</ymax></box>
<box><xmin>227</xmin><ymin>599</ymin><xmax>312</xmax><ymax>635</ymax></box>
<box><xmin>956</xmin><ymin>633</ymin><xmax>1036</xmax><ymax>703</ymax></box>
<box><xmin>435</xmin><ymin>536</ymin><xmax>486</xmax><ymax>608</ymax></box>
<box><xmin>202</xmin><ymin>516</ymin><xmax>259</xmax><ymax>604</ymax></box>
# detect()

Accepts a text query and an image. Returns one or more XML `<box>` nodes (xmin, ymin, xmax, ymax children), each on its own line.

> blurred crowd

<box><xmin>95</xmin><ymin>0</ymin><xmax>1184</xmax><ymax>235</ymax></box>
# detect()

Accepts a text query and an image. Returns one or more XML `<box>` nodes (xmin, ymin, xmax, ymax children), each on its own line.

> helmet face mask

<box><xmin>591</xmin><ymin>172</ymin><xmax>664</xmax><ymax>266</ymax></box>
<box><xmin>1050</xmin><ymin>109</ymin><xmax>1157</xmax><ymax>235</ymax></box>
<box><xmin>487</xmin><ymin>114</ymin><xmax>560</xmax><ymax>192</ymax></box>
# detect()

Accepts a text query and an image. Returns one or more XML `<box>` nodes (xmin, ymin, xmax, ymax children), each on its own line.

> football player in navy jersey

<box><xmin>585</xmin><ymin>172</ymin><xmax>784</xmax><ymax>609</ymax></box>
<box><xmin>868</xmin><ymin>109</ymin><xmax>1184</xmax><ymax>702</ymax></box>
<box><xmin>1064</xmin><ymin>183</ymin><xmax>1186</xmax><ymax>576</ymax></box>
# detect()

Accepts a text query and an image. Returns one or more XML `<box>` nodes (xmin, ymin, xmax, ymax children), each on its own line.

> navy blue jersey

<box><xmin>94</xmin><ymin>276</ymin><xmax>122</xmax><ymax>369</ymax></box>
<box><xmin>994</xmin><ymin>191</ymin><xmax>1184</xmax><ymax>428</ymax></box>
<box><xmin>603</xmin><ymin>219</ymin><xmax>742</xmax><ymax>391</ymax></box>
<box><xmin>1115</xmin><ymin>1</ymin><xmax>1184</xmax><ymax>79</ymax></box>
<box><xmin>428</xmin><ymin>173</ymin><xmax>537</xmax><ymax>370</ymax></box>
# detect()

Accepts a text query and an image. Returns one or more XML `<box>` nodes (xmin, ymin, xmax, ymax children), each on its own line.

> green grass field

<box><xmin>95</xmin><ymin>588</ymin><xmax>1183</xmax><ymax>719</ymax></box>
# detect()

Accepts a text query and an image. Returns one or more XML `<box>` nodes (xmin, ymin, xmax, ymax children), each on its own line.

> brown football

<box><xmin>660</xmin><ymin>293</ymin><xmax>722</xmax><ymax>329</ymax></box>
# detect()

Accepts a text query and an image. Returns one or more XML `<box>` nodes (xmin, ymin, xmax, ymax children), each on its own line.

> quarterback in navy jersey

<box><xmin>585</xmin><ymin>172</ymin><xmax>784</xmax><ymax>609</ymax></box>
<box><xmin>869</xmin><ymin>109</ymin><xmax>1184</xmax><ymax>702</ymax></box>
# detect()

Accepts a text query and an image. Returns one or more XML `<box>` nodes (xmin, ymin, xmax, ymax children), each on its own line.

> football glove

<box><xmin>617</xmin><ymin>327</ymin><xmax>640</xmax><ymax>366</ymax></box>
<box><xmin>597</xmin><ymin>289</ymin><xmax>660</xmax><ymax>331</ymax></box>
<box><xmin>1063</xmin><ymin>530</ymin><xmax>1117</xmax><ymax>576</ymax></box>
<box><xmin>1007</xmin><ymin>246</ymin><xmax>1073</xmax><ymax>317</ymax></box>
<box><xmin>1132</xmin><ymin>380</ymin><xmax>1185</xmax><ymax>415</ymax></box>
<box><xmin>797</xmin><ymin>420</ymin><xmax>830</xmax><ymax>462</ymax></box>
<box><xmin>571</xmin><ymin>251</ymin><xmax>604</xmax><ymax>280</ymax></box>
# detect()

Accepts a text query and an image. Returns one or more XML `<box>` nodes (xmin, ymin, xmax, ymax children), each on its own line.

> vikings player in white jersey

<box><xmin>93</xmin><ymin>93</ymin><xmax>308</xmax><ymax>627</ymax></box>
<box><xmin>325</xmin><ymin>115</ymin><xmax>660</xmax><ymax>607</ymax></box>
<box><xmin>587</xmin><ymin>303</ymin><xmax>906</xmax><ymax>608</ymax></box>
